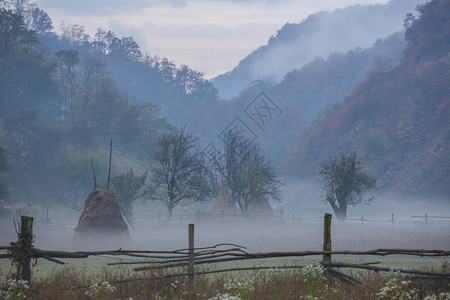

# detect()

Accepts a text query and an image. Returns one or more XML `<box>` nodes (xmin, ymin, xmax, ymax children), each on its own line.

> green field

<box><xmin>0</xmin><ymin>253</ymin><xmax>446</xmax><ymax>280</ymax></box>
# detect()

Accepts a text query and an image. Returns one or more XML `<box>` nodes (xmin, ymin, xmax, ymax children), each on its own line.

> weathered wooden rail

<box><xmin>1</xmin><ymin>214</ymin><xmax>449</xmax><ymax>290</ymax></box>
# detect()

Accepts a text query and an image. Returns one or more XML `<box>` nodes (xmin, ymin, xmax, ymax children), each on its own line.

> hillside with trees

<box><xmin>210</xmin><ymin>31</ymin><xmax>407</xmax><ymax>164</ymax></box>
<box><xmin>0</xmin><ymin>4</ymin><xmax>176</xmax><ymax>216</ymax></box>
<box><xmin>282</xmin><ymin>0</ymin><xmax>450</xmax><ymax>199</ymax></box>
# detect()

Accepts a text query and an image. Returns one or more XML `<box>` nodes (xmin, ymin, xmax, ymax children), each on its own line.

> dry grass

<box><xmin>0</xmin><ymin>265</ymin><xmax>449</xmax><ymax>300</ymax></box>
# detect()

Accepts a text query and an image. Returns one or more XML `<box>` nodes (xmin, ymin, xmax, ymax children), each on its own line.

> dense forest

<box><xmin>281</xmin><ymin>0</ymin><xmax>450</xmax><ymax>199</ymax></box>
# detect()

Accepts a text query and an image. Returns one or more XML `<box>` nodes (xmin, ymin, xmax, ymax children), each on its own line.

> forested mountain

<box><xmin>39</xmin><ymin>24</ymin><xmax>219</xmax><ymax>127</ymax></box>
<box><xmin>212</xmin><ymin>0</ymin><xmax>422</xmax><ymax>99</ymax></box>
<box><xmin>282</xmin><ymin>0</ymin><xmax>450</xmax><ymax>199</ymax></box>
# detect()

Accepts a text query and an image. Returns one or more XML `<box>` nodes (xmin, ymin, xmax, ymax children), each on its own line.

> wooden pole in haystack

<box><xmin>107</xmin><ymin>139</ymin><xmax>112</xmax><ymax>191</ymax></box>
<box><xmin>323</xmin><ymin>213</ymin><xmax>332</xmax><ymax>262</ymax></box>
<box><xmin>90</xmin><ymin>158</ymin><xmax>97</xmax><ymax>189</ymax></box>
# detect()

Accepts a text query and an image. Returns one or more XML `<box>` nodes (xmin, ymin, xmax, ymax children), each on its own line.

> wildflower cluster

<box><xmin>0</xmin><ymin>279</ymin><xmax>29</xmax><ymax>300</ymax></box>
<box><xmin>376</xmin><ymin>278</ymin><xmax>418</xmax><ymax>300</ymax></box>
<box><xmin>301</xmin><ymin>264</ymin><xmax>325</xmax><ymax>298</ymax></box>
<box><xmin>168</xmin><ymin>279</ymin><xmax>188</xmax><ymax>297</ymax></box>
<box><xmin>209</xmin><ymin>279</ymin><xmax>254</xmax><ymax>300</ymax></box>
<box><xmin>424</xmin><ymin>293</ymin><xmax>450</xmax><ymax>300</ymax></box>
<box><xmin>85</xmin><ymin>281</ymin><xmax>116</xmax><ymax>300</ymax></box>
<box><xmin>208</xmin><ymin>292</ymin><xmax>242</xmax><ymax>300</ymax></box>
<box><xmin>170</xmin><ymin>280</ymin><xmax>179</xmax><ymax>289</ymax></box>
<box><xmin>299</xmin><ymin>295</ymin><xmax>318</xmax><ymax>300</ymax></box>
<box><xmin>224</xmin><ymin>279</ymin><xmax>254</xmax><ymax>298</ymax></box>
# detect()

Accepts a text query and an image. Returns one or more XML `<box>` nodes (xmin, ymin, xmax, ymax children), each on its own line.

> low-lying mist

<box><xmin>1</xmin><ymin>194</ymin><xmax>449</xmax><ymax>254</ymax></box>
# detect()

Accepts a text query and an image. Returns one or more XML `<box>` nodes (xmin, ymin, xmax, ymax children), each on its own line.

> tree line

<box><xmin>111</xmin><ymin>127</ymin><xmax>283</xmax><ymax>222</ymax></box>
<box><xmin>111</xmin><ymin>127</ymin><xmax>375</xmax><ymax>223</ymax></box>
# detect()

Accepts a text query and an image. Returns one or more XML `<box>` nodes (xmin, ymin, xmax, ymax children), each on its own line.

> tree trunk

<box><xmin>165</xmin><ymin>206</ymin><xmax>173</xmax><ymax>223</ymax></box>
<box><xmin>336</xmin><ymin>206</ymin><xmax>347</xmax><ymax>223</ymax></box>
<box><xmin>241</xmin><ymin>201</ymin><xmax>249</xmax><ymax>217</ymax></box>
<box><xmin>328</xmin><ymin>195</ymin><xmax>347</xmax><ymax>223</ymax></box>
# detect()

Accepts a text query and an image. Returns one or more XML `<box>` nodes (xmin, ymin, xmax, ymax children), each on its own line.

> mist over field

<box><xmin>1</xmin><ymin>193</ymin><xmax>450</xmax><ymax>254</ymax></box>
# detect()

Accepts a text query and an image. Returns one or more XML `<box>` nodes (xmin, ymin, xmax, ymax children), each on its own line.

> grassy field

<box><xmin>0</xmin><ymin>257</ymin><xmax>448</xmax><ymax>299</ymax></box>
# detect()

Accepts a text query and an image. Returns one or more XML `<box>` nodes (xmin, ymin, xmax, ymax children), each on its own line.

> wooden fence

<box><xmin>1</xmin><ymin>214</ymin><xmax>449</xmax><ymax>290</ymax></box>
<box><xmin>134</xmin><ymin>211</ymin><xmax>450</xmax><ymax>225</ymax></box>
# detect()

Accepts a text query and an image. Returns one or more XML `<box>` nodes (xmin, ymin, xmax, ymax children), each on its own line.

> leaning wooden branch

<box><xmin>133</xmin><ymin>249</ymin><xmax>450</xmax><ymax>272</ymax></box>
<box><xmin>321</xmin><ymin>261</ymin><xmax>450</xmax><ymax>278</ymax></box>
<box><xmin>107</xmin><ymin>248</ymin><xmax>248</xmax><ymax>266</ymax></box>
<box><xmin>31</xmin><ymin>248</ymin><xmax>189</xmax><ymax>259</ymax></box>
<box><xmin>39</xmin><ymin>255</ymin><xmax>65</xmax><ymax>265</ymax></box>
<box><xmin>228</xmin><ymin>249</ymin><xmax>450</xmax><ymax>258</ymax></box>
<box><xmin>326</xmin><ymin>268</ymin><xmax>362</xmax><ymax>285</ymax></box>
<box><xmin>28</xmin><ymin>244</ymin><xmax>248</xmax><ymax>262</ymax></box>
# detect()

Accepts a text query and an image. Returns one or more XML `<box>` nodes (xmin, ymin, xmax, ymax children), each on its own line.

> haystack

<box><xmin>71</xmin><ymin>189</ymin><xmax>129</xmax><ymax>247</ymax></box>
<box><xmin>247</xmin><ymin>194</ymin><xmax>274</xmax><ymax>217</ymax></box>
<box><xmin>210</xmin><ymin>186</ymin><xmax>239</xmax><ymax>215</ymax></box>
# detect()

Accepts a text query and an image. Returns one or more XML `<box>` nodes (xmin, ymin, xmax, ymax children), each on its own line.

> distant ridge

<box><xmin>212</xmin><ymin>0</ymin><xmax>423</xmax><ymax>99</ymax></box>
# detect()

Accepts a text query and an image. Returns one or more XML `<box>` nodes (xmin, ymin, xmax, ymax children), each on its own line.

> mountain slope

<box><xmin>211</xmin><ymin>31</ymin><xmax>406</xmax><ymax>164</ymax></box>
<box><xmin>281</xmin><ymin>0</ymin><xmax>450</xmax><ymax>199</ymax></box>
<box><xmin>213</xmin><ymin>0</ymin><xmax>422</xmax><ymax>99</ymax></box>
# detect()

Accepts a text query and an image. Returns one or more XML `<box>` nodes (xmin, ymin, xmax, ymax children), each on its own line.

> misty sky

<box><xmin>36</xmin><ymin>0</ymin><xmax>389</xmax><ymax>78</ymax></box>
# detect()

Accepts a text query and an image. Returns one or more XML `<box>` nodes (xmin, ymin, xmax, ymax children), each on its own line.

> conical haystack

<box><xmin>71</xmin><ymin>189</ymin><xmax>129</xmax><ymax>247</ymax></box>
<box><xmin>247</xmin><ymin>194</ymin><xmax>273</xmax><ymax>217</ymax></box>
<box><xmin>211</xmin><ymin>186</ymin><xmax>239</xmax><ymax>215</ymax></box>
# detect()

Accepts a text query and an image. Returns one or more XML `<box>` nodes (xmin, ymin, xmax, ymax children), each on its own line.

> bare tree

<box><xmin>319</xmin><ymin>153</ymin><xmax>376</xmax><ymax>223</ymax></box>
<box><xmin>147</xmin><ymin>128</ymin><xmax>209</xmax><ymax>222</ymax></box>
<box><xmin>213</xmin><ymin>128</ymin><xmax>282</xmax><ymax>216</ymax></box>
<box><xmin>110</xmin><ymin>168</ymin><xmax>147</xmax><ymax>220</ymax></box>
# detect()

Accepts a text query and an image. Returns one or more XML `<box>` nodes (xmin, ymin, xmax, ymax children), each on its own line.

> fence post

<box><xmin>18</xmin><ymin>216</ymin><xmax>33</xmax><ymax>282</ymax></box>
<box><xmin>188</xmin><ymin>223</ymin><xmax>195</xmax><ymax>291</ymax></box>
<box><xmin>221</xmin><ymin>210</ymin><xmax>224</xmax><ymax>221</ymax></box>
<box><xmin>425</xmin><ymin>214</ymin><xmax>428</xmax><ymax>223</ymax></box>
<box><xmin>323</xmin><ymin>213</ymin><xmax>332</xmax><ymax>262</ymax></box>
<box><xmin>391</xmin><ymin>213</ymin><xmax>394</xmax><ymax>227</ymax></box>
<box><xmin>361</xmin><ymin>216</ymin><xmax>364</xmax><ymax>224</ymax></box>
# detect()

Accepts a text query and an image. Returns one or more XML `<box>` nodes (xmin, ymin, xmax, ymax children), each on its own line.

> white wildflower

<box><xmin>376</xmin><ymin>278</ymin><xmax>418</xmax><ymax>300</ymax></box>
<box><xmin>208</xmin><ymin>292</ymin><xmax>242</xmax><ymax>300</ymax></box>
<box><xmin>85</xmin><ymin>281</ymin><xmax>116</xmax><ymax>299</ymax></box>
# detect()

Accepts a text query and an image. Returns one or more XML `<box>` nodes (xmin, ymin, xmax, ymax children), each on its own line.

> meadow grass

<box><xmin>0</xmin><ymin>262</ymin><xmax>449</xmax><ymax>300</ymax></box>
<box><xmin>0</xmin><ymin>255</ymin><xmax>449</xmax><ymax>299</ymax></box>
